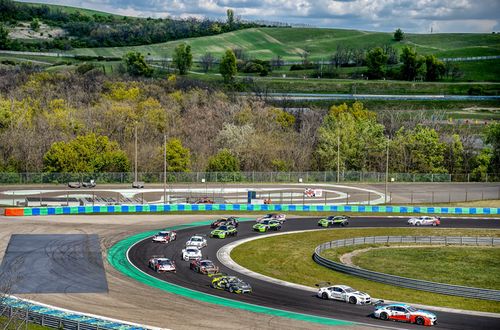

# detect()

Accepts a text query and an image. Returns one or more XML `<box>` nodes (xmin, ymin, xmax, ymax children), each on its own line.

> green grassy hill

<box><xmin>67</xmin><ymin>27</ymin><xmax>500</xmax><ymax>61</ymax></box>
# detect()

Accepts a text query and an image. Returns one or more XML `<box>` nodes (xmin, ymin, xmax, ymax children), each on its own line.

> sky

<box><xmin>19</xmin><ymin>0</ymin><xmax>500</xmax><ymax>33</ymax></box>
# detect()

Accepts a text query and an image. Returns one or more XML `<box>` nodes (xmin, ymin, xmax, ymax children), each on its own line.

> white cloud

<box><xmin>17</xmin><ymin>0</ymin><xmax>500</xmax><ymax>32</ymax></box>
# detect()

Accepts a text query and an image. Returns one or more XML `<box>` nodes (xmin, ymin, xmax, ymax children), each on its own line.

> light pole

<box><xmin>163</xmin><ymin>134</ymin><xmax>167</xmax><ymax>204</ymax></box>
<box><xmin>385</xmin><ymin>138</ymin><xmax>390</xmax><ymax>204</ymax></box>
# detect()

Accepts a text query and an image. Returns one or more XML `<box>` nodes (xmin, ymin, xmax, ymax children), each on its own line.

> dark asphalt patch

<box><xmin>0</xmin><ymin>234</ymin><xmax>108</xmax><ymax>294</ymax></box>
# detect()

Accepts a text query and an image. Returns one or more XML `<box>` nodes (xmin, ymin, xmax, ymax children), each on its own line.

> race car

<box><xmin>185</xmin><ymin>235</ymin><xmax>207</xmax><ymax>248</ymax></box>
<box><xmin>225</xmin><ymin>216</ymin><xmax>239</xmax><ymax>227</ymax></box>
<box><xmin>316</xmin><ymin>284</ymin><xmax>371</xmax><ymax>304</ymax></box>
<box><xmin>190</xmin><ymin>259</ymin><xmax>219</xmax><ymax>275</ymax></box>
<box><xmin>152</xmin><ymin>230</ymin><xmax>177</xmax><ymax>243</ymax></box>
<box><xmin>373</xmin><ymin>303</ymin><xmax>437</xmax><ymax>326</ymax></box>
<box><xmin>210</xmin><ymin>274</ymin><xmax>252</xmax><ymax>294</ymax></box>
<box><xmin>210</xmin><ymin>216</ymin><xmax>239</xmax><ymax>228</ymax></box>
<box><xmin>408</xmin><ymin>216</ymin><xmax>440</xmax><ymax>226</ymax></box>
<box><xmin>256</xmin><ymin>213</ymin><xmax>286</xmax><ymax>223</ymax></box>
<box><xmin>318</xmin><ymin>216</ymin><xmax>349</xmax><ymax>227</ymax></box>
<box><xmin>182</xmin><ymin>246</ymin><xmax>202</xmax><ymax>261</ymax></box>
<box><xmin>210</xmin><ymin>225</ymin><xmax>237</xmax><ymax>239</ymax></box>
<box><xmin>252</xmin><ymin>219</ymin><xmax>282</xmax><ymax>232</ymax></box>
<box><xmin>148</xmin><ymin>256</ymin><xmax>176</xmax><ymax>273</ymax></box>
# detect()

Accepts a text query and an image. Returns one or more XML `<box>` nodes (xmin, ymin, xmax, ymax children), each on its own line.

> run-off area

<box><xmin>0</xmin><ymin>234</ymin><xmax>108</xmax><ymax>294</ymax></box>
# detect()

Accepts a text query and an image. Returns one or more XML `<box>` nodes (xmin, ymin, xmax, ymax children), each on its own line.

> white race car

<box><xmin>186</xmin><ymin>235</ymin><xmax>207</xmax><ymax>248</ymax></box>
<box><xmin>256</xmin><ymin>213</ymin><xmax>286</xmax><ymax>223</ymax></box>
<box><xmin>148</xmin><ymin>256</ymin><xmax>176</xmax><ymax>273</ymax></box>
<box><xmin>152</xmin><ymin>230</ymin><xmax>177</xmax><ymax>243</ymax></box>
<box><xmin>408</xmin><ymin>216</ymin><xmax>440</xmax><ymax>226</ymax></box>
<box><xmin>317</xmin><ymin>284</ymin><xmax>371</xmax><ymax>305</ymax></box>
<box><xmin>182</xmin><ymin>246</ymin><xmax>202</xmax><ymax>261</ymax></box>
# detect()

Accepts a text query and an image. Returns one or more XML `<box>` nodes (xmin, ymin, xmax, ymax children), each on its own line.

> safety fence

<box><xmin>4</xmin><ymin>204</ymin><xmax>500</xmax><ymax>216</ymax></box>
<box><xmin>0</xmin><ymin>296</ymin><xmax>152</xmax><ymax>330</ymax></box>
<box><xmin>1</xmin><ymin>171</ymin><xmax>499</xmax><ymax>184</ymax></box>
<box><xmin>313</xmin><ymin>236</ymin><xmax>500</xmax><ymax>301</ymax></box>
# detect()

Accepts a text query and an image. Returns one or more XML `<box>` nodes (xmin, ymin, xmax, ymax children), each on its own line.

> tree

<box><xmin>394</xmin><ymin>28</ymin><xmax>404</xmax><ymax>41</ymax></box>
<box><xmin>173</xmin><ymin>43</ymin><xmax>192</xmax><ymax>75</ymax></box>
<box><xmin>200</xmin><ymin>52</ymin><xmax>215</xmax><ymax>73</ymax></box>
<box><xmin>0</xmin><ymin>23</ymin><xmax>9</xmax><ymax>49</ymax></box>
<box><xmin>365</xmin><ymin>47</ymin><xmax>387</xmax><ymax>79</ymax></box>
<box><xmin>226</xmin><ymin>9</ymin><xmax>235</xmax><ymax>28</ymax></box>
<box><xmin>483</xmin><ymin>122</ymin><xmax>500</xmax><ymax>176</ymax></box>
<box><xmin>444</xmin><ymin>134</ymin><xmax>464</xmax><ymax>175</ymax></box>
<box><xmin>219</xmin><ymin>49</ymin><xmax>237</xmax><ymax>83</ymax></box>
<box><xmin>400</xmin><ymin>46</ymin><xmax>424</xmax><ymax>81</ymax></box>
<box><xmin>30</xmin><ymin>18</ymin><xmax>41</xmax><ymax>31</ymax></box>
<box><xmin>43</xmin><ymin>133</ymin><xmax>130</xmax><ymax>173</ymax></box>
<box><xmin>123</xmin><ymin>52</ymin><xmax>153</xmax><ymax>77</ymax></box>
<box><xmin>425</xmin><ymin>55</ymin><xmax>446</xmax><ymax>81</ymax></box>
<box><xmin>206</xmin><ymin>149</ymin><xmax>239</xmax><ymax>172</ymax></box>
<box><xmin>315</xmin><ymin>102</ymin><xmax>386</xmax><ymax>172</ymax></box>
<box><xmin>164</xmin><ymin>138</ymin><xmax>191</xmax><ymax>172</ymax></box>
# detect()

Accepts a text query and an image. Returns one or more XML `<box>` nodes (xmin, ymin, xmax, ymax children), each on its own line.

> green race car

<box><xmin>210</xmin><ymin>225</ymin><xmax>237</xmax><ymax>238</ymax></box>
<box><xmin>252</xmin><ymin>219</ymin><xmax>282</xmax><ymax>232</ymax></box>
<box><xmin>210</xmin><ymin>274</ymin><xmax>252</xmax><ymax>294</ymax></box>
<box><xmin>318</xmin><ymin>215</ymin><xmax>349</xmax><ymax>227</ymax></box>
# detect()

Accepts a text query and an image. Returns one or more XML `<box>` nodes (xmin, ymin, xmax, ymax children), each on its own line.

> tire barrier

<box><xmin>4</xmin><ymin>204</ymin><xmax>500</xmax><ymax>216</ymax></box>
<box><xmin>0</xmin><ymin>296</ymin><xmax>156</xmax><ymax>330</ymax></box>
<box><xmin>313</xmin><ymin>236</ymin><xmax>500</xmax><ymax>301</ymax></box>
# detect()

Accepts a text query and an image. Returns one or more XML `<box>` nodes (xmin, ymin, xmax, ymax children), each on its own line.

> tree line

<box><xmin>0</xmin><ymin>0</ymin><xmax>261</xmax><ymax>51</ymax></box>
<box><xmin>0</xmin><ymin>67</ymin><xmax>497</xmax><ymax>180</ymax></box>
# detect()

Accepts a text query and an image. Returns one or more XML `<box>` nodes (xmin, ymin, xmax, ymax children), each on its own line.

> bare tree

<box><xmin>199</xmin><ymin>52</ymin><xmax>215</xmax><ymax>73</ymax></box>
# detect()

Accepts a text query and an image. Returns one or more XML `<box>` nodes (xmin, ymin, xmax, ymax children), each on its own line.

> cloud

<box><xmin>17</xmin><ymin>0</ymin><xmax>500</xmax><ymax>32</ymax></box>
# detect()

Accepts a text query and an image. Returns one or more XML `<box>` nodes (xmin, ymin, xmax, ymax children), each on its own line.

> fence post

<box><xmin>368</xmin><ymin>191</ymin><xmax>371</xmax><ymax>205</ymax></box>
<box><xmin>411</xmin><ymin>192</ymin><xmax>413</xmax><ymax>204</ymax></box>
<box><xmin>431</xmin><ymin>173</ymin><xmax>434</xmax><ymax>182</ymax></box>
<box><xmin>432</xmin><ymin>191</ymin><xmax>435</xmax><ymax>204</ymax></box>
<box><xmin>465</xmin><ymin>190</ymin><xmax>468</xmax><ymax>202</ymax></box>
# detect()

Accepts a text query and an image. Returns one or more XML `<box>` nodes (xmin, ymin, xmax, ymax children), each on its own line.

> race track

<box><xmin>129</xmin><ymin>217</ymin><xmax>500</xmax><ymax>330</ymax></box>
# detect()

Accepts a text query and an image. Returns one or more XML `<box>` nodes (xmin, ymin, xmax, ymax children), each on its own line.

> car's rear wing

<box><xmin>315</xmin><ymin>281</ymin><xmax>331</xmax><ymax>287</ymax></box>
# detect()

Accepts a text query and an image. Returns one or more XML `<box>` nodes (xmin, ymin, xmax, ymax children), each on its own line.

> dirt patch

<box><xmin>8</xmin><ymin>22</ymin><xmax>65</xmax><ymax>40</ymax></box>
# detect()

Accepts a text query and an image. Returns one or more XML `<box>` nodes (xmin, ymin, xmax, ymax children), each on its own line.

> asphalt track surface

<box><xmin>129</xmin><ymin>217</ymin><xmax>500</xmax><ymax>330</ymax></box>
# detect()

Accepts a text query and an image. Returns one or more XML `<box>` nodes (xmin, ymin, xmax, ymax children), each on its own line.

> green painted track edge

<box><xmin>107</xmin><ymin>218</ymin><xmax>354</xmax><ymax>326</ymax></box>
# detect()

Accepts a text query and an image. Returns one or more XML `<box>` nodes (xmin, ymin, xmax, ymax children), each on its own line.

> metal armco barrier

<box><xmin>4</xmin><ymin>204</ymin><xmax>500</xmax><ymax>216</ymax></box>
<box><xmin>313</xmin><ymin>236</ymin><xmax>500</xmax><ymax>301</ymax></box>
<box><xmin>0</xmin><ymin>297</ymin><xmax>151</xmax><ymax>330</ymax></box>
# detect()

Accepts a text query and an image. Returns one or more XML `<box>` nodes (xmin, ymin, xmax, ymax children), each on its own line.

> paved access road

<box><xmin>129</xmin><ymin>217</ymin><xmax>500</xmax><ymax>330</ymax></box>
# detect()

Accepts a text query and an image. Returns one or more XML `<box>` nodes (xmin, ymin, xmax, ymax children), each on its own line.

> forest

<box><xmin>0</xmin><ymin>66</ymin><xmax>498</xmax><ymax>180</ymax></box>
<box><xmin>0</xmin><ymin>0</ymin><xmax>261</xmax><ymax>50</ymax></box>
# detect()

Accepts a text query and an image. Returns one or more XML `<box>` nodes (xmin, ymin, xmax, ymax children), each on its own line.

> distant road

<box><xmin>250</xmin><ymin>92</ymin><xmax>500</xmax><ymax>101</ymax></box>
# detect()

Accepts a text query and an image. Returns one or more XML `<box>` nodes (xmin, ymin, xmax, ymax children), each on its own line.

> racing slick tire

<box><xmin>415</xmin><ymin>317</ymin><xmax>425</xmax><ymax>325</ymax></box>
<box><xmin>343</xmin><ymin>222</ymin><xmax>349</xmax><ymax>226</ymax></box>
<box><xmin>348</xmin><ymin>296</ymin><xmax>357</xmax><ymax>304</ymax></box>
<box><xmin>432</xmin><ymin>222</ymin><xmax>438</xmax><ymax>227</ymax></box>
<box><xmin>416</xmin><ymin>222</ymin><xmax>421</xmax><ymax>226</ymax></box>
<box><xmin>380</xmin><ymin>312</ymin><xmax>388</xmax><ymax>321</ymax></box>
<box><xmin>321</xmin><ymin>292</ymin><xmax>328</xmax><ymax>300</ymax></box>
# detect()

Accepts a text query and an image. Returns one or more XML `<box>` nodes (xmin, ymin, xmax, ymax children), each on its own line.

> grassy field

<box><xmin>0</xmin><ymin>315</ymin><xmax>50</xmax><ymax>329</ymax></box>
<box><xmin>346</xmin><ymin>246</ymin><xmax>500</xmax><ymax>289</ymax></box>
<box><xmin>23</xmin><ymin>2</ymin><xmax>124</xmax><ymax>18</ymax></box>
<box><xmin>231</xmin><ymin>227</ymin><xmax>500</xmax><ymax>312</ymax></box>
<box><xmin>68</xmin><ymin>27</ymin><xmax>500</xmax><ymax>61</ymax></box>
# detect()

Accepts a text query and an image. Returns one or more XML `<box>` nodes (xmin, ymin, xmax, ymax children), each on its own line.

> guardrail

<box><xmin>0</xmin><ymin>296</ymin><xmax>154</xmax><ymax>330</ymax></box>
<box><xmin>4</xmin><ymin>204</ymin><xmax>500</xmax><ymax>216</ymax></box>
<box><xmin>313</xmin><ymin>236</ymin><xmax>500</xmax><ymax>301</ymax></box>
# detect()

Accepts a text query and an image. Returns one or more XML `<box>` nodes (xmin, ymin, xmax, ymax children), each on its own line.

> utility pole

<box><xmin>134</xmin><ymin>124</ymin><xmax>138</xmax><ymax>183</ymax></box>
<box><xmin>385</xmin><ymin>138</ymin><xmax>389</xmax><ymax>203</ymax></box>
<box><xmin>337</xmin><ymin>133</ymin><xmax>340</xmax><ymax>183</ymax></box>
<box><xmin>163</xmin><ymin>134</ymin><xmax>167</xmax><ymax>204</ymax></box>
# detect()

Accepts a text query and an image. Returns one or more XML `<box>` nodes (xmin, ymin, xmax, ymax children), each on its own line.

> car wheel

<box><xmin>416</xmin><ymin>222</ymin><xmax>421</xmax><ymax>226</ymax></box>
<box><xmin>432</xmin><ymin>222</ymin><xmax>437</xmax><ymax>226</ymax></box>
<box><xmin>380</xmin><ymin>312</ymin><xmax>388</xmax><ymax>321</ymax></box>
<box><xmin>344</xmin><ymin>222</ymin><xmax>349</xmax><ymax>226</ymax></box>
<box><xmin>229</xmin><ymin>287</ymin><xmax>233</xmax><ymax>293</ymax></box>
<box><xmin>321</xmin><ymin>292</ymin><xmax>328</xmax><ymax>300</ymax></box>
<box><xmin>415</xmin><ymin>316</ymin><xmax>424</xmax><ymax>325</ymax></box>
<box><xmin>348</xmin><ymin>296</ymin><xmax>357</xmax><ymax>304</ymax></box>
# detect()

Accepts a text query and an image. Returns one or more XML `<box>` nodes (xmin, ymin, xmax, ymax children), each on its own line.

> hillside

<box><xmin>68</xmin><ymin>27</ymin><xmax>500</xmax><ymax>60</ymax></box>
<box><xmin>21</xmin><ymin>1</ymin><xmax>125</xmax><ymax>18</ymax></box>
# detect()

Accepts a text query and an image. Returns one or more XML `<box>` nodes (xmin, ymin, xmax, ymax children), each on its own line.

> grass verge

<box><xmin>231</xmin><ymin>227</ymin><xmax>500</xmax><ymax>312</ymax></box>
<box><xmin>342</xmin><ymin>246</ymin><xmax>500</xmax><ymax>289</ymax></box>
<box><xmin>0</xmin><ymin>316</ymin><xmax>50</xmax><ymax>329</ymax></box>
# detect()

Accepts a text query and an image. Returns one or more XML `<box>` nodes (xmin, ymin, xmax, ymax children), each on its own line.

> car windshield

<box><xmin>187</xmin><ymin>249</ymin><xmax>198</xmax><ymax>253</ymax></box>
<box><xmin>158</xmin><ymin>259</ymin><xmax>171</xmax><ymax>265</ymax></box>
<box><xmin>218</xmin><ymin>226</ymin><xmax>227</xmax><ymax>230</ymax></box>
<box><xmin>407</xmin><ymin>306</ymin><xmax>417</xmax><ymax>312</ymax></box>
<box><xmin>261</xmin><ymin>220</ymin><xmax>269</xmax><ymax>224</ymax></box>
<box><xmin>191</xmin><ymin>237</ymin><xmax>201</xmax><ymax>241</ymax></box>
<box><xmin>157</xmin><ymin>232</ymin><xmax>167</xmax><ymax>236</ymax></box>
<box><xmin>327</xmin><ymin>216</ymin><xmax>335</xmax><ymax>220</ymax></box>
<box><xmin>344</xmin><ymin>287</ymin><xmax>355</xmax><ymax>293</ymax></box>
<box><xmin>201</xmin><ymin>261</ymin><xmax>213</xmax><ymax>267</ymax></box>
